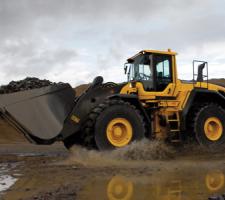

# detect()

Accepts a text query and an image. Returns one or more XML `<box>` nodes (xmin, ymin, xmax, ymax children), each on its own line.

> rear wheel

<box><xmin>194</xmin><ymin>104</ymin><xmax>225</xmax><ymax>149</ymax></box>
<box><xmin>87</xmin><ymin>99</ymin><xmax>146</xmax><ymax>150</ymax></box>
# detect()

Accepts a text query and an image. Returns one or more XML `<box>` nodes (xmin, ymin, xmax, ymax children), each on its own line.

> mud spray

<box><xmin>64</xmin><ymin>139</ymin><xmax>176</xmax><ymax>167</ymax></box>
<box><xmin>62</xmin><ymin>137</ymin><xmax>225</xmax><ymax>167</ymax></box>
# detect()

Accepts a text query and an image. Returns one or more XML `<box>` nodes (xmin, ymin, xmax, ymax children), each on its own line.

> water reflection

<box><xmin>3</xmin><ymin>166</ymin><xmax>225</xmax><ymax>200</ymax></box>
<box><xmin>79</xmin><ymin>169</ymin><xmax>225</xmax><ymax>200</ymax></box>
<box><xmin>107</xmin><ymin>176</ymin><xmax>134</xmax><ymax>200</ymax></box>
<box><xmin>206</xmin><ymin>170</ymin><xmax>225</xmax><ymax>192</ymax></box>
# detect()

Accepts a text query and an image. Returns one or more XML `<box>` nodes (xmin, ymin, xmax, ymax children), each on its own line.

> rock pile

<box><xmin>0</xmin><ymin>77</ymin><xmax>61</xmax><ymax>94</ymax></box>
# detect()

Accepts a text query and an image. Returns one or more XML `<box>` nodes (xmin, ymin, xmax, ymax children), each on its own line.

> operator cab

<box><xmin>124</xmin><ymin>50</ymin><xmax>174</xmax><ymax>92</ymax></box>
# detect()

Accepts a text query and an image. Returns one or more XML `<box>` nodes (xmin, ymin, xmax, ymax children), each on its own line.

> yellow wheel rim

<box><xmin>106</xmin><ymin>118</ymin><xmax>133</xmax><ymax>147</ymax></box>
<box><xmin>204</xmin><ymin>117</ymin><xmax>223</xmax><ymax>141</ymax></box>
<box><xmin>206</xmin><ymin>170</ymin><xmax>225</xmax><ymax>191</ymax></box>
<box><xmin>107</xmin><ymin>176</ymin><xmax>134</xmax><ymax>200</ymax></box>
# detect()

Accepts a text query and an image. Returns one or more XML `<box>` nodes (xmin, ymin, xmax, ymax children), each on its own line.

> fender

<box><xmin>181</xmin><ymin>89</ymin><xmax>225</xmax><ymax>130</ymax></box>
<box><xmin>61</xmin><ymin>83</ymin><xmax>127</xmax><ymax>139</ymax></box>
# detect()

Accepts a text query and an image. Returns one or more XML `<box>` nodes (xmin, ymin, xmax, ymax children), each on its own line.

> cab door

<box><xmin>154</xmin><ymin>54</ymin><xmax>174</xmax><ymax>92</ymax></box>
<box><xmin>137</xmin><ymin>54</ymin><xmax>176</xmax><ymax>100</ymax></box>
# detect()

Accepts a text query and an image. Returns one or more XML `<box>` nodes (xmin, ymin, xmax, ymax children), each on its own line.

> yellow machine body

<box><xmin>119</xmin><ymin>49</ymin><xmax>225</xmax><ymax>141</ymax></box>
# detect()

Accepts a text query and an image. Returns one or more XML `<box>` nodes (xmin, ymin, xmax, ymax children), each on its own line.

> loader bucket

<box><xmin>0</xmin><ymin>84</ymin><xmax>76</xmax><ymax>141</ymax></box>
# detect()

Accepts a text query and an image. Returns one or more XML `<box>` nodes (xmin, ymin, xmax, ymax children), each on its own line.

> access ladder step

<box><xmin>171</xmin><ymin>139</ymin><xmax>181</xmax><ymax>143</ymax></box>
<box><xmin>170</xmin><ymin>129</ymin><xmax>180</xmax><ymax>132</ymax></box>
<box><xmin>167</xmin><ymin>119</ymin><xmax>179</xmax><ymax>122</ymax></box>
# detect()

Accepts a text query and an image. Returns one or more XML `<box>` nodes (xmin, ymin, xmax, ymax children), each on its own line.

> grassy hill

<box><xmin>209</xmin><ymin>78</ymin><xmax>225</xmax><ymax>87</ymax></box>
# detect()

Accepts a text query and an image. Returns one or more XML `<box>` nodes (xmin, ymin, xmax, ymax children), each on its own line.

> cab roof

<box><xmin>127</xmin><ymin>49</ymin><xmax>177</xmax><ymax>62</ymax></box>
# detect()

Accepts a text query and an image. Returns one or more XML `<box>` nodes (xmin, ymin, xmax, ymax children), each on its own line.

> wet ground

<box><xmin>0</xmin><ymin>142</ymin><xmax>225</xmax><ymax>200</ymax></box>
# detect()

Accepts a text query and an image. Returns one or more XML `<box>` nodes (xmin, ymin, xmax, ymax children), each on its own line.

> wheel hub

<box><xmin>106</xmin><ymin>118</ymin><xmax>133</xmax><ymax>147</ymax></box>
<box><xmin>204</xmin><ymin>117</ymin><xmax>223</xmax><ymax>141</ymax></box>
<box><xmin>113</xmin><ymin>126</ymin><xmax>123</xmax><ymax>137</ymax></box>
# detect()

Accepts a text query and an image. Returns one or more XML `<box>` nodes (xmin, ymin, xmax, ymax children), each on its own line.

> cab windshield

<box><xmin>125</xmin><ymin>53</ymin><xmax>173</xmax><ymax>91</ymax></box>
<box><xmin>127</xmin><ymin>54</ymin><xmax>152</xmax><ymax>81</ymax></box>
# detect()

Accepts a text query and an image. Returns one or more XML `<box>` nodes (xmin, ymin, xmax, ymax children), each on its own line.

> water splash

<box><xmin>65</xmin><ymin>139</ymin><xmax>175</xmax><ymax>167</ymax></box>
<box><xmin>112</xmin><ymin>139</ymin><xmax>175</xmax><ymax>160</ymax></box>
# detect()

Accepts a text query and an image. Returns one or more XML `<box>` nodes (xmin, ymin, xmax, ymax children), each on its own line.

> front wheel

<box><xmin>94</xmin><ymin>100</ymin><xmax>146</xmax><ymax>150</ymax></box>
<box><xmin>63</xmin><ymin>132</ymin><xmax>82</xmax><ymax>150</ymax></box>
<box><xmin>194</xmin><ymin>104</ymin><xmax>225</xmax><ymax>149</ymax></box>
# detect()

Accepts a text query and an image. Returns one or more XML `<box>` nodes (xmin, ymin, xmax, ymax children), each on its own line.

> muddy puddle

<box><xmin>78</xmin><ymin>168</ymin><xmax>225</xmax><ymax>200</ymax></box>
<box><xmin>1</xmin><ymin>142</ymin><xmax>225</xmax><ymax>199</ymax></box>
<box><xmin>0</xmin><ymin>163</ymin><xmax>19</xmax><ymax>197</ymax></box>
<box><xmin>4</xmin><ymin>160</ymin><xmax>225</xmax><ymax>200</ymax></box>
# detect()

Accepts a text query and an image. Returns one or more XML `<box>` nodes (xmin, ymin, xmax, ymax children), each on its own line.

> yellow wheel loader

<box><xmin>0</xmin><ymin>49</ymin><xmax>225</xmax><ymax>150</ymax></box>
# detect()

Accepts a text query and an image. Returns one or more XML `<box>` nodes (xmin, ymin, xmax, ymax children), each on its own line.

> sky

<box><xmin>0</xmin><ymin>0</ymin><xmax>225</xmax><ymax>86</ymax></box>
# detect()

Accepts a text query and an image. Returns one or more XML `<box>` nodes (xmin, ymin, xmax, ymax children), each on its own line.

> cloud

<box><xmin>0</xmin><ymin>0</ymin><xmax>224</xmax><ymax>86</ymax></box>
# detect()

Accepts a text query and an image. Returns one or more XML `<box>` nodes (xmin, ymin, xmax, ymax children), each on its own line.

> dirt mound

<box><xmin>0</xmin><ymin>119</ymin><xmax>27</xmax><ymax>144</ymax></box>
<box><xmin>74</xmin><ymin>84</ymin><xmax>90</xmax><ymax>96</ymax></box>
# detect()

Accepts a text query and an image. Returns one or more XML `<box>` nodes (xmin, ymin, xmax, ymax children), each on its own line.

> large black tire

<box><xmin>63</xmin><ymin>132</ymin><xmax>82</xmax><ymax>149</ymax></box>
<box><xmin>85</xmin><ymin>99</ymin><xmax>146</xmax><ymax>150</ymax></box>
<box><xmin>193</xmin><ymin>104</ymin><xmax>225</xmax><ymax>149</ymax></box>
